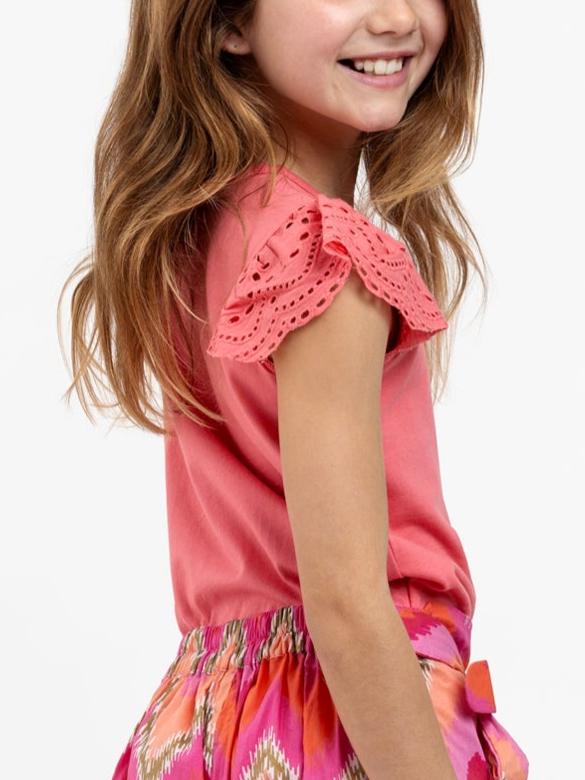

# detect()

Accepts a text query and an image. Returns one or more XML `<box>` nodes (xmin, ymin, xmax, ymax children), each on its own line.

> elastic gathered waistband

<box><xmin>168</xmin><ymin>600</ymin><xmax>496</xmax><ymax>717</ymax></box>
<box><xmin>116</xmin><ymin>599</ymin><xmax>527</xmax><ymax>780</ymax></box>
<box><xmin>171</xmin><ymin>599</ymin><xmax>473</xmax><ymax>678</ymax></box>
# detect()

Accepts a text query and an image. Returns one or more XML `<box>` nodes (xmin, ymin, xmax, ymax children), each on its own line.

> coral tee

<box><xmin>163</xmin><ymin>162</ymin><xmax>476</xmax><ymax>635</ymax></box>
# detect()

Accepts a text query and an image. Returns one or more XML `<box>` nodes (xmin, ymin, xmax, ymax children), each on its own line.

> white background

<box><xmin>1</xmin><ymin>2</ymin><xmax>583</xmax><ymax>778</ymax></box>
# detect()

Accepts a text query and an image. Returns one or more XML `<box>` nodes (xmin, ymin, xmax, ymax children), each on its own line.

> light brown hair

<box><xmin>58</xmin><ymin>0</ymin><xmax>486</xmax><ymax>435</ymax></box>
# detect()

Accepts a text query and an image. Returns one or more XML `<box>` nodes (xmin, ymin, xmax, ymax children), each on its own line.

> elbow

<box><xmin>301</xmin><ymin>575</ymin><xmax>392</xmax><ymax>645</ymax></box>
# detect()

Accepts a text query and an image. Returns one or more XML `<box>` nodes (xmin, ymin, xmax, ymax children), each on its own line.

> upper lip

<box><xmin>340</xmin><ymin>50</ymin><xmax>417</xmax><ymax>61</ymax></box>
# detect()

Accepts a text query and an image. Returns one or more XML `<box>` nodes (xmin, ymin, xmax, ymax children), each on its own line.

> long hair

<box><xmin>58</xmin><ymin>0</ymin><xmax>486</xmax><ymax>436</ymax></box>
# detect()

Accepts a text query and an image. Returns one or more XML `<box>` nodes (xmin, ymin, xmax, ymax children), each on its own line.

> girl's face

<box><xmin>229</xmin><ymin>0</ymin><xmax>448</xmax><ymax>140</ymax></box>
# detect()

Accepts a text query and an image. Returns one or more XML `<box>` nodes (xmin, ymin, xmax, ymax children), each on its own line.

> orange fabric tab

<box><xmin>465</xmin><ymin>659</ymin><xmax>497</xmax><ymax>714</ymax></box>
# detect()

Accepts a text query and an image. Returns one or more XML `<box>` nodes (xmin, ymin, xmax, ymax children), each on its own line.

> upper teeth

<box><xmin>352</xmin><ymin>57</ymin><xmax>404</xmax><ymax>75</ymax></box>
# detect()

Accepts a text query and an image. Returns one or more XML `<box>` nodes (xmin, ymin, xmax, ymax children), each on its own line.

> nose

<box><xmin>464</xmin><ymin>659</ymin><xmax>497</xmax><ymax>714</ymax></box>
<box><xmin>368</xmin><ymin>0</ymin><xmax>419</xmax><ymax>36</ymax></box>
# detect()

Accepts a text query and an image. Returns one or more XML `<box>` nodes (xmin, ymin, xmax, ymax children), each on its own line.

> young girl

<box><xmin>60</xmin><ymin>1</ymin><xmax>529</xmax><ymax>778</ymax></box>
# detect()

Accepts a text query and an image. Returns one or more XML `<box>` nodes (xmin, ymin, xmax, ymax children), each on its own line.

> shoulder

<box><xmin>214</xmin><ymin>167</ymin><xmax>317</xmax><ymax>258</ymax></box>
<box><xmin>205</xmin><ymin>179</ymin><xmax>448</xmax><ymax>369</ymax></box>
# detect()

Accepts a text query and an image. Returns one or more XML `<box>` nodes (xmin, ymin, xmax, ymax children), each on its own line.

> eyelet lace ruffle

<box><xmin>206</xmin><ymin>192</ymin><xmax>448</xmax><ymax>365</ymax></box>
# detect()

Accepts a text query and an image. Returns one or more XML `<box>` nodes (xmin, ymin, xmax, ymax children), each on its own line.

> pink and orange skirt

<box><xmin>112</xmin><ymin>600</ymin><xmax>529</xmax><ymax>779</ymax></box>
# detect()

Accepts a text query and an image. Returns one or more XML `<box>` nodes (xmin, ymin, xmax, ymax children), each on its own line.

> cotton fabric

<box><xmin>112</xmin><ymin>598</ymin><xmax>529</xmax><ymax>779</ymax></box>
<box><xmin>165</xmin><ymin>162</ymin><xmax>476</xmax><ymax>634</ymax></box>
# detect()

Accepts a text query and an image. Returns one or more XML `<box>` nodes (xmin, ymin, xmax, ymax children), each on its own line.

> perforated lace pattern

<box><xmin>206</xmin><ymin>192</ymin><xmax>448</xmax><ymax>366</ymax></box>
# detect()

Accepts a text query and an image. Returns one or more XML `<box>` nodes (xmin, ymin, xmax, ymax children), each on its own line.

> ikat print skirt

<box><xmin>111</xmin><ymin>599</ymin><xmax>529</xmax><ymax>779</ymax></box>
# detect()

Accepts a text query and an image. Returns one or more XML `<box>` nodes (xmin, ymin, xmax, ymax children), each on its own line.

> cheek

<box><xmin>256</xmin><ymin>43</ymin><xmax>336</xmax><ymax>108</ymax></box>
<box><xmin>251</xmin><ymin>1</ymin><xmax>344</xmax><ymax>95</ymax></box>
<box><xmin>255</xmin><ymin>40</ymin><xmax>322</xmax><ymax>100</ymax></box>
<box><xmin>420</xmin><ymin>0</ymin><xmax>449</xmax><ymax>56</ymax></box>
<box><xmin>409</xmin><ymin>0</ymin><xmax>448</xmax><ymax>88</ymax></box>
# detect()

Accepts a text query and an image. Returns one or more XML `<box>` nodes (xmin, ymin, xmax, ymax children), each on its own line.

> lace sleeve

<box><xmin>206</xmin><ymin>193</ymin><xmax>448</xmax><ymax>366</ymax></box>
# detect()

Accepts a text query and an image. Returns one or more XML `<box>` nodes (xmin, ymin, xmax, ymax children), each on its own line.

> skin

<box><xmin>222</xmin><ymin>0</ymin><xmax>448</xmax><ymax>205</ymax></box>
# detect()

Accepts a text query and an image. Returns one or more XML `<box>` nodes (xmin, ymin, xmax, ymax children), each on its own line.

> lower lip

<box><xmin>337</xmin><ymin>56</ymin><xmax>412</xmax><ymax>88</ymax></box>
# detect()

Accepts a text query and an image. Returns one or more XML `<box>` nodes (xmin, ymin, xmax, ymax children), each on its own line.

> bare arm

<box><xmin>272</xmin><ymin>270</ymin><xmax>456</xmax><ymax>780</ymax></box>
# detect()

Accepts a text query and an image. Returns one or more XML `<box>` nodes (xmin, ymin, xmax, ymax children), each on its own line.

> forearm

<box><xmin>303</xmin><ymin>589</ymin><xmax>457</xmax><ymax>780</ymax></box>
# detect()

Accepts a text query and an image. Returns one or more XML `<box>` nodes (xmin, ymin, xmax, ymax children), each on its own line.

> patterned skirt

<box><xmin>111</xmin><ymin>599</ymin><xmax>529</xmax><ymax>779</ymax></box>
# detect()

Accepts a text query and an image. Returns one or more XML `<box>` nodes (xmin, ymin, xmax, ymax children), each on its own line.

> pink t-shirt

<box><xmin>163</xmin><ymin>162</ymin><xmax>476</xmax><ymax>635</ymax></box>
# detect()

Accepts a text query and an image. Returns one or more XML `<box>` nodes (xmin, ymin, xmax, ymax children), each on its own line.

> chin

<box><xmin>351</xmin><ymin>113</ymin><xmax>406</xmax><ymax>134</ymax></box>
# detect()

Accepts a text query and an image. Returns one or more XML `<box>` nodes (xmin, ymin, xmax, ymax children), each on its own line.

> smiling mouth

<box><xmin>338</xmin><ymin>56</ymin><xmax>412</xmax><ymax>75</ymax></box>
